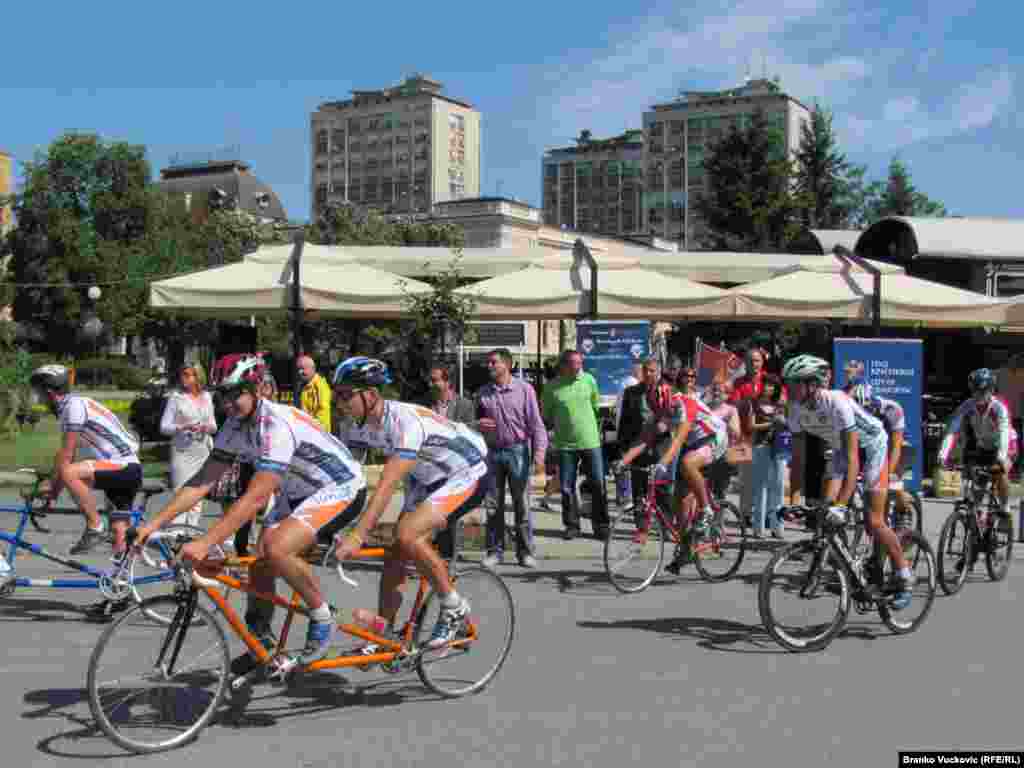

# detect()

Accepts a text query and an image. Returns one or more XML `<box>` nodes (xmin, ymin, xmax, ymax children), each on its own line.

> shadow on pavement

<box><xmin>577</xmin><ymin>616</ymin><xmax>782</xmax><ymax>654</ymax></box>
<box><xmin>24</xmin><ymin>688</ymin><xmax>126</xmax><ymax>760</ymax></box>
<box><xmin>0</xmin><ymin>595</ymin><xmax>97</xmax><ymax>624</ymax></box>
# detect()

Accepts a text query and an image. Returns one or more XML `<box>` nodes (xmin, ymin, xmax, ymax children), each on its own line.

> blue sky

<box><xmin>3</xmin><ymin>0</ymin><xmax>1022</xmax><ymax>223</ymax></box>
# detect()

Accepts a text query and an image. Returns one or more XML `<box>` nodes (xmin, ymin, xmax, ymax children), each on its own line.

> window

<box><xmin>316</xmin><ymin>130</ymin><xmax>328</xmax><ymax>155</ymax></box>
<box><xmin>315</xmin><ymin>183</ymin><xmax>328</xmax><ymax>203</ymax></box>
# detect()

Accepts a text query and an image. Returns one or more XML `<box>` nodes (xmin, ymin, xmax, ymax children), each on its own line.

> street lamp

<box><xmin>81</xmin><ymin>285</ymin><xmax>104</xmax><ymax>382</ymax></box>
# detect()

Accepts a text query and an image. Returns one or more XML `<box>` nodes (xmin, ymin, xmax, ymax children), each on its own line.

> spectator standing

<box><xmin>424</xmin><ymin>365</ymin><xmax>478</xmax><ymax>559</ymax></box>
<box><xmin>617</xmin><ymin>359</ymin><xmax>658</xmax><ymax>512</ymax></box>
<box><xmin>297</xmin><ymin>355</ymin><xmax>332</xmax><ymax>433</ymax></box>
<box><xmin>749</xmin><ymin>374</ymin><xmax>786</xmax><ymax>538</ymax></box>
<box><xmin>542</xmin><ymin>350</ymin><xmax>609</xmax><ymax>540</ymax></box>
<box><xmin>614</xmin><ymin>362</ymin><xmax>644</xmax><ymax>435</ymax></box>
<box><xmin>730</xmin><ymin>347</ymin><xmax>768</xmax><ymax>524</ymax></box>
<box><xmin>476</xmin><ymin>349</ymin><xmax>548</xmax><ymax>569</ymax></box>
<box><xmin>160</xmin><ymin>362</ymin><xmax>217</xmax><ymax>527</ymax></box>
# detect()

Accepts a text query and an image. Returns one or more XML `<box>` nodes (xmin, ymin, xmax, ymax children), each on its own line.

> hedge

<box><xmin>71</xmin><ymin>358</ymin><xmax>150</xmax><ymax>390</ymax></box>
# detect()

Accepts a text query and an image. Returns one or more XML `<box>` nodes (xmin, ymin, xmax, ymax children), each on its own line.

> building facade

<box><xmin>156</xmin><ymin>152</ymin><xmax>288</xmax><ymax>225</ymax></box>
<box><xmin>310</xmin><ymin>74</ymin><xmax>480</xmax><ymax>218</ymax></box>
<box><xmin>0</xmin><ymin>150</ymin><xmax>12</xmax><ymax>237</ymax></box>
<box><xmin>540</xmin><ymin>129</ymin><xmax>644</xmax><ymax>237</ymax></box>
<box><xmin>641</xmin><ymin>78</ymin><xmax>810</xmax><ymax>248</ymax></box>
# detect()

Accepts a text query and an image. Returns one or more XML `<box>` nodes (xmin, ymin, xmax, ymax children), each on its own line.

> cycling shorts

<box><xmin>829</xmin><ymin>434</ymin><xmax>889</xmax><ymax>493</ymax></box>
<box><xmin>265</xmin><ymin>477</ymin><xmax>367</xmax><ymax>535</ymax></box>
<box><xmin>82</xmin><ymin>460</ymin><xmax>143</xmax><ymax>515</ymax></box>
<box><xmin>679</xmin><ymin>431</ymin><xmax>728</xmax><ymax>467</ymax></box>
<box><xmin>402</xmin><ymin>469</ymin><xmax>488</xmax><ymax>530</ymax></box>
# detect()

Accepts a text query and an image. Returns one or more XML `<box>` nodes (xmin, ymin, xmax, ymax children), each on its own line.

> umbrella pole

<box><xmin>289</xmin><ymin>234</ymin><xmax>305</xmax><ymax>407</ymax></box>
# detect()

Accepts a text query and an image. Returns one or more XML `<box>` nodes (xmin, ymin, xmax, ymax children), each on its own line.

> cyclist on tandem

<box><xmin>135</xmin><ymin>354</ymin><xmax>367</xmax><ymax>672</ymax></box>
<box><xmin>331</xmin><ymin>357</ymin><xmax>489</xmax><ymax>651</ymax></box>
<box><xmin>783</xmin><ymin>355</ymin><xmax>913</xmax><ymax>610</ymax></box>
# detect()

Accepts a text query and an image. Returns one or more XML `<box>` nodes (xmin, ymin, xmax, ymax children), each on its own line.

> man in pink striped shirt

<box><xmin>476</xmin><ymin>348</ymin><xmax>549</xmax><ymax>569</ymax></box>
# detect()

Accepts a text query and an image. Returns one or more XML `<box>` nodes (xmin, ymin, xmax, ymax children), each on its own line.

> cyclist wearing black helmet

<box><xmin>332</xmin><ymin>357</ymin><xmax>489</xmax><ymax>650</ymax></box>
<box><xmin>940</xmin><ymin>368</ymin><xmax>1012</xmax><ymax>523</ymax></box>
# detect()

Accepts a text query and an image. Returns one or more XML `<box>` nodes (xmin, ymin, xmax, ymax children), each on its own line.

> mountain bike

<box><xmin>758</xmin><ymin>504</ymin><xmax>936</xmax><ymax>652</ymax></box>
<box><xmin>0</xmin><ymin>469</ymin><xmax>211</xmax><ymax>624</ymax></box>
<box><xmin>936</xmin><ymin>464</ymin><xmax>1014</xmax><ymax>596</ymax></box>
<box><xmin>604</xmin><ymin>464</ymin><xmax>747</xmax><ymax>593</ymax></box>
<box><xmin>87</xmin><ymin>527</ymin><xmax>515</xmax><ymax>753</ymax></box>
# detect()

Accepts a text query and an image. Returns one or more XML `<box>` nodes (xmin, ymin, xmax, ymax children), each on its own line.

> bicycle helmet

<box><xmin>30</xmin><ymin>364</ymin><xmax>71</xmax><ymax>394</ymax></box>
<box><xmin>781</xmin><ymin>355</ymin><xmax>830</xmax><ymax>385</ymax></box>
<box><xmin>212</xmin><ymin>354</ymin><xmax>266</xmax><ymax>394</ymax></box>
<box><xmin>332</xmin><ymin>357</ymin><xmax>392</xmax><ymax>389</ymax></box>
<box><xmin>968</xmin><ymin>368</ymin><xmax>995</xmax><ymax>394</ymax></box>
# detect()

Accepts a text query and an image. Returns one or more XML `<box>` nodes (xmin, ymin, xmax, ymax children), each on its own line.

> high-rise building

<box><xmin>0</xmin><ymin>149</ymin><xmax>12</xmax><ymax>236</ymax></box>
<box><xmin>310</xmin><ymin>74</ymin><xmax>480</xmax><ymax>218</ymax></box>
<box><xmin>541</xmin><ymin>129</ymin><xmax>644</xmax><ymax>236</ymax></box>
<box><xmin>641</xmin><ymin>78</ymin><xmax>810</xmax><ymax>248</ymax></box>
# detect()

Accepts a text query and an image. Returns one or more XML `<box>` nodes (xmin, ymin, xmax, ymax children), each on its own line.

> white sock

<box><xmin>89</xmin><ymin>521</ymin><xmax>105</xmax><ymax>532</ymax></box>
<box><xmin>440</xmin><ymin>591</ymin><xmax>462</xmax><ymax>609</ymax></box>
<box><xmin>898</xmin><ymin>567</ymin><xmax>913</xmax><ymax>580</ymax></box>
<box><xmin>310</xmin><ymin>603</ymin><xmax>332</xmax><ymax>622</ymax></box>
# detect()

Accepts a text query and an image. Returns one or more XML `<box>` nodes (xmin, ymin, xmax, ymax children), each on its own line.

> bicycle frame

<box><xmin>0</xmin><ymin>499</ymin><xmax>166</xmax><ymax>591</ymax></box>
<box><xmin>633</xmin><ymin>468</ymin><xmax>724</xmax><ymax>555</ymax></box>
<box><xmin>170</xmin><ymin>546</ymin><xmax>476</xmax><ymax>677</ymax></box>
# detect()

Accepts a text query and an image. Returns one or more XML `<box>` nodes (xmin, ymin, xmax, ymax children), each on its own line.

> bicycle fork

<box><xmin>155</xmin><ymin>589</ymin><xmax>199</xmax><ymax>680</ymax></box>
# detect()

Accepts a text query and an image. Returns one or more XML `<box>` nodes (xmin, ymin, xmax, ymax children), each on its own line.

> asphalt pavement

<box><xmin>2</xmin><ymin>488</ymin><xmax>1023</xmax><ymax>766</ymax></box>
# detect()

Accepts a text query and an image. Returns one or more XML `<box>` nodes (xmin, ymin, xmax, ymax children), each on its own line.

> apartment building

<box><xmin>310</xmin><ymin>74</ymin><xmax>480</xmax><ymax>218</ymax></box>
<box><xmin>641</xmin><ymin>78</ymin><xmax>810</xmax><ymax>248</ymax></box>
<box><xmin>0</xmin><ymin>149</ymin><xmax>12</xmax><ymax>236</ymax></box>
<box><xmin>540</xmin><ymin>129</ymin><xmax>644</xmax><ymax>236</ymax></box>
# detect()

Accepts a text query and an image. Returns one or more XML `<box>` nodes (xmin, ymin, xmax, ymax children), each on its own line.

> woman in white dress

<box><xmin>160</xmin><ymin>362</ymin><xmax>217</xmax><ymax>527</ymax></box>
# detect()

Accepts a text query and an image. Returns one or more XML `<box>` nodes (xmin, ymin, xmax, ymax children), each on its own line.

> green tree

<box><xmin>696</xmin><ymin>110</ymin><xmax>806</xmax><ymax>251</ymax></box>
<box><xmin>8</xmin><ymin>133</ymin><xmax>152</xmax><ymax>354</ymax></box>
<box><xmin>794</xmin><ymin>105</ymin><xmax>860</xmax><ymax>229</ymax></box>
<box><xmin>853</xmin><ymin>157</ymin><xmax>948</xmax><ymax>226</ymax></box>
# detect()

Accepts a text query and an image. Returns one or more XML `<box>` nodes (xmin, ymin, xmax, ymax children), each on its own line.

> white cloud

<box><xmin>540</xmin><ymin>1</ymin><xmax>1014</xmax><ymax>155</ymax></box>
<box><xmin>837</xmin><ymin>67</ymin><xmax>1015</xmax><ymax>151</ymax></box>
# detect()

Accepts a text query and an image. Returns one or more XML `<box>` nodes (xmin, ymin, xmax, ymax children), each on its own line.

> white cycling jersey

<box><xmin>788</xmin><ymin>389</ymin><xmax>887</xmax><ymax>455</ymax></box>
<box><xmin>213</xmin><ymin>399</ymin><xmax>364</xmax><ymax>501</ymax></box>
<box><xmin>939</xmin><ymin>396</ymin><xmax>1011</xmax><ymax>466</ymax></box>
<box><xmin>340</xmin><ymin>400</ymin><xmax>488</xmax><ymax>488</ymax></box>
<box><xmin>59</xmin><ymin>395</ymin><xmax>140</xmax><ymax>463</ymax></box>
<box><xmin>870</xmin><ymin>396</ymin><xmax>906</xmax><ymax>434</ymax></box>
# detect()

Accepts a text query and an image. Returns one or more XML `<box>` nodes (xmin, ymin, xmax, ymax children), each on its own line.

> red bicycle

<box><xmin>604</xmin><ymin>465</ymin><xmax>748</xmax><ymax>593</ymax></box>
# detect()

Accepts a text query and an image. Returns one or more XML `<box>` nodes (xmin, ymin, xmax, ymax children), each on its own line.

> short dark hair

<box><xmin>490</xmin><ymin>348</ymin><xmax>514</xmax><ymax>366</ymax></box>
<box><xmin>559</xmin><ymin>349</ymin><xmax>580</xmax><ymax>367</ymax></box>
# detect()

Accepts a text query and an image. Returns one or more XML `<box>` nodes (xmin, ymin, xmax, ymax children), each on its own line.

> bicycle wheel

<box><xmin>87</xmin><ymin>594</ymin><xmax>230</xmax><ymax>753</ymax></box>
<box><xmin>985</xmin><ymin>512</ymin><xmax>1014</xmax><ymax>582</ymax></box>
<box><xmin>695</xmin><ymin>500</ymin><xmax>747</xmax><ymax>582</ymax></box>
<box><xmin>415</xmin><ymin>566</ymin><xmax>514</xmax><ymax>698</ymax></box>
<box><xmin>936</xmin><ymin>509</ymin><xmax>974</xmax><ymax>596</ymax></box>
<box><xmin>758</xmin><ymin>541</ymin><xmax>849</xmax><ymax>652</ymax></box>
<box><xmin>878</xmin><ymin>531</ymin><xmax>936</xmax><ymax>634</ymax></box>
<box><xmin>130</xmin><ymin>526</ymin><xmax>226</xmax><ymax>625</ymax></box>
<box><xmin>603</xmin><ymin>510</ymin><xmax>667</xmax><ymax>594</ymax></box>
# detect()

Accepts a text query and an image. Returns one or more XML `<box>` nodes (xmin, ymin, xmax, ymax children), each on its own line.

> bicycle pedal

<box><xmin>267</xmin><ymin>655</ymin><xmax>300</xmax><ymax>684</ymax></box>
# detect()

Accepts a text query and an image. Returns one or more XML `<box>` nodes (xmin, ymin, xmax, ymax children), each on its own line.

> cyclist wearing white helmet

<box><xmin>939</xmin><ymin>368</ymin><xmax>1012</xmax><ymax>522</ymax></box>
<box><xmin>783</xmin><ymin>354</ymin><xmax>914</xmax><ymax>610</ymax></box>
<box><xmin>29</xmin><ymin>364</ymin><xmax>143</xmax><ymax>617</ymax></box>
<box><xmin>332</xmin><ymin>357</ymin><xmax>489</xmax><ymax>650</ymax></box>
<box><xmin>135</xmin><ymin>353</ymin><xmax>368</xmax><ymax>672</ymax></box>
<box><xmin>847</xmin><ymin>380</ymin><xmax>914</xmax><ymax>526</ymax></box>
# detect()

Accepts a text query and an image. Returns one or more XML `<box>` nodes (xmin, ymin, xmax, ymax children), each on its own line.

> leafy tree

<box><xmin>849</xmin><ymin>157</ymin><xmax>948</xmax><ymax>227</ymax></box>
<box><xmin>794</xmin><ymin>105</ymin><xmax>861</xmax><ymax>229</ymax></box>
<box><xmin>696</xmin><ymin>109</ymin><xmax>807</xmax><ymax>251</ymax></box>
<box><xmin>8</xmin><ymin>133</ymin><xmax>152</xmax><ymax>355</ymax></box>
<box><xmin>575</xmin><ymin>129</ymin><xmax>593</xmax><ymax>146</ymax></box>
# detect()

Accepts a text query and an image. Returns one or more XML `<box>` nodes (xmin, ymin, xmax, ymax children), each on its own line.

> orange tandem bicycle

<box><xmin>86</xmin><ymin>530</ymin><xmax>515</xmax><ymax>753</ymax></box>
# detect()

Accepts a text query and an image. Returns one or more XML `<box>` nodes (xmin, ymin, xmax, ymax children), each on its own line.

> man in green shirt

<box><xmin>542</xmin><ymin>349</ymin><xmax>609</xmax><ymax>540</ymax></box>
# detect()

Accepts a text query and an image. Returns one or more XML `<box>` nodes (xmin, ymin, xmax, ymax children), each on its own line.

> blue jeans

<box><xmin>486</xmin><ymin>443</ymin><xmax>534</xmax><ymax>558</ymax></box>
<box><xmin>751</xmin><ymin>444</ymin><xmax>785</xmax><ymax>532</ymax></box>
<box><xmin>558</xmin><ymin>448</ymin><xmax>609</xmax><ymax>535</ymax></box>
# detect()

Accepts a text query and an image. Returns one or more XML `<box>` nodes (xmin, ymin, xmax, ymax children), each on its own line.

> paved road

<box><xmin>1</xmin><ymin>495</ymin><xmax>1021</xmax><ymax>766</ymax></box>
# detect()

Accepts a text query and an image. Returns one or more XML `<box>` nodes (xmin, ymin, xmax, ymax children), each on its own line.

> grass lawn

<box><xmin>0</xmin><ymin>415</ymin><xmax>168</xmax><ymax>479</ymax></box>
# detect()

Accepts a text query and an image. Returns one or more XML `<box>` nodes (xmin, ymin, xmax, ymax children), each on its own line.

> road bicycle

<box><xmin>0</xmin><ymin>469</ymin><xmax>211</xmax><ymax>624</ymax></box>
<box><xmin>936</xmin><ymin>464</ymin><xmax>1014</xmax><ymax>595</ymax></box>
<box><xmin>87</xmin><ymin>527</ymin><xmax>516</xmax><ymax>753</ymax></box>
<box><xmin>758</xmin><ymin>504</ymin><xmax>936</xmax><ymax>652</ymax></box>
<box><xmin>604</xmin><ymin>464</ymin><xmax>747</xmax><ymax>593</ymax></box>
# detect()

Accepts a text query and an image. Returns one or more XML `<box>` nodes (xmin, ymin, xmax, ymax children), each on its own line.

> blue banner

<box><xmin>577</xmin><ymin>321</ymin><xmax>650</xmax><ymax>401</ymax></box>
<box><xmin>833</xmin><ymin>338</ymin><xmax>924</xmax><ymax>492</ymax></box>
